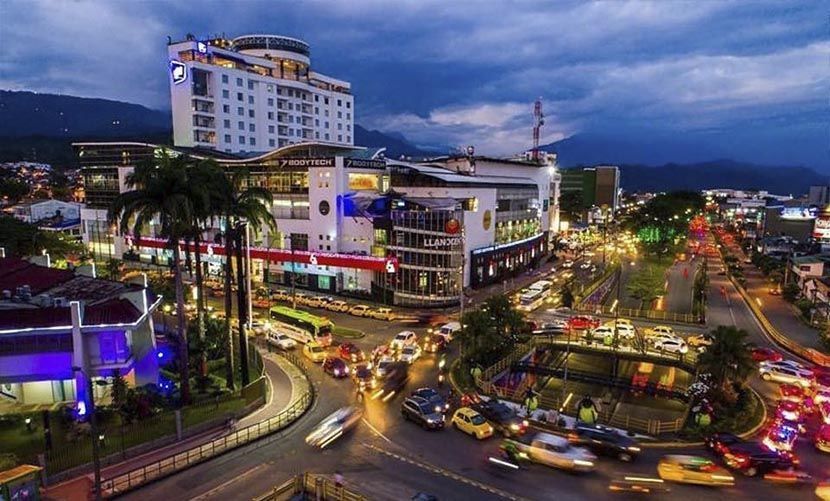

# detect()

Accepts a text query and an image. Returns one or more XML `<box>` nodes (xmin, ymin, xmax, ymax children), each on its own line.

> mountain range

<box><xmin>0</xmin><ymin>90</ymin><xmax>825</xmax><ymax>194</ymax></box>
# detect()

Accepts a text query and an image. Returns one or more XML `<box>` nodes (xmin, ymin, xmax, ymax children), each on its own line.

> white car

<box><xmin>436</xmin><ymin>322</ymin><xmax>461</xmax><ymax>342</ymax></box>
<box><xmin>759</xmin><ymin>363</ymin><xmax>814</xmax><ymax>388</ymax></box>
<box><xmin>266</xmin><ymin>331</ymin><xmax>297</xmax><ymax>350</ymax></box>
<box><xmin>391</xmin><ymin>331</ymin><xmax>418</xmax><ymax>350</ymax></box>
<box><xmin>398</xmin><ymin>345</ymin><xmax>422</xmax><ymax>364</ymax></box>
<box><xmin>306</xmin><ymin>296</ymin><xmax>332</xmax><ymax>308</ymax></box>
<box><xmin>521</xmin><ymin>433</ymin><xmax>597</xmax><ymax>472</ymax></box>
<box><xmin>590</xmin><ymin>326</ymin><xmax>615</xmax><ymax>340</ymax></box>
<box><xmin>604</xmin><ymin>321</ymin><xmax>635</xmax><ymax>339</ymax></box>
<box><xmin>326</xmin><ymin>300</ymin><xmax>350</xmax><ymax>312</ymax></box>
<box><xmin>305</xmin><ymin>406</ymin><xmax>363</xmax><ymax>449</ymax></box>
<box><xmin>562</xmin><ymin>260</ymin><xmax>574</xmax><ymax>268</ymax></box>
<box><xmin>348</xmin><ymin>304</ymin><xmax>372</xmax><ymax>317</ymax></box>
<box><xmin>654</xmin><ymin>338</ymin><xmax>689</xmax><ymax>354</ymax></box>
<box><xmin>763</xmin><ymin>359</ymin><xmax>811</xmax><ymax>373</ymax></box>
<box><xmin>651</xmin><ymin>325</ymin><xmax>675</xmax><ymax>337</ymax></box>
<box><xmin>579</xmin><ymin>262</ymin><xmax>592</xmax><ymax>270</ymax></box>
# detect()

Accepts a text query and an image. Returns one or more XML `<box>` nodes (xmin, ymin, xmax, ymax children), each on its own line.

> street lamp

<box><xmin>72</xmin><ymin>365</ymin><xmax>102</xmax><ymax>501</ymax></box>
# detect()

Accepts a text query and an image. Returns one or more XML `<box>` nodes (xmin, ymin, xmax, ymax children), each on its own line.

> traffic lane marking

<box><xmin>189</xmin><ymin>462</ymin><xmax>269</xmax><ymax>501</ymax></box>
<box><xmin>362</xmin><ymin>417</ymin><xmax>393</xmax><ymax>444</ymax></box>
<box><xmin>363</xmin><ymin>443</ymin><xmax>528</xmax><ymax>501</ymax></box>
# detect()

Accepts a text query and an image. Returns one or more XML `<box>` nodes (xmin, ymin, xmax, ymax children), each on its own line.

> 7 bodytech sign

<box><xmin>345</xmin><ymin>158</ymin><xmax>386</xmax><ymax>169</ymax></box>
<box><xmin>278</xmin><ymin>158</ymin><xmax>334</xmax><ymax>168</ymax></box>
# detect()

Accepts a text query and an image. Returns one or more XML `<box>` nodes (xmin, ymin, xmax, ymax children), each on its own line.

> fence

<box><xmin>253</xmin><ymin>473</ymin><xmax>368</xmax><ymax>501</ymax></box>
<box><xmin>99</xmin><ymin>353</ymin><xmax>314</xmax><ymax>497</ymax></box>
<box><xmin>731</xmin><ymin>275</ymin><xmax>830</xmax><ymax>368</ymax></box>
<box><xmin>44</xmin><ymin>350</ymin><xmax>268</xmax><ymax>482</ymax></box>
<box><xmin>573</xmin><ymin>303</ymin><xmax>703</xmax><ymax>325</ymax></box>
<box><xmin>476</xmin><ymin>337</ymin><xmax>688</xmax><ymax>436</ymax></box>
<box><xmin>574</xmin><ymin>264</ymin><xmax>619</xmax><ymax>306</ymax></box>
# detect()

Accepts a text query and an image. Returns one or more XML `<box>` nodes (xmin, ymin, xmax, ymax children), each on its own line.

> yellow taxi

<box><xmin>451</xmin><ymin>407</ymin><xmax>494</xmax><ymax>440</ymax></box>
<box><xmin>657</xmin><ymin>455</ymin><xmax>734</xmax><ymax>487</ymax></box>
<box><xmin>303</xmin><ymin>341</ymin><xmax>327</xmax><ymax>363</ymax></box>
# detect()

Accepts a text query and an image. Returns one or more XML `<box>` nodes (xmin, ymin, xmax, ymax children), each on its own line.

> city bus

<box><xmin>269</xmin><ymin>306</ymin><xmax>333</xmax><ymax>346</ymax></box>
<box><xmin>518</xmin><ymin>289</ymin><xmax>546</xmax><ymax>312</ymax></box>
<box><xmin>528</xmin><ymin>280</ymin><xmax>553</xmax><ymax>298</ymax></box>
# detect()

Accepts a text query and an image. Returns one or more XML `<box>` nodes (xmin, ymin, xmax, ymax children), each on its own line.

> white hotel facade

<box><xmin>168</xmin><ymin>34</ymin><xmax>354</xmax><ymax>153</ymax></box>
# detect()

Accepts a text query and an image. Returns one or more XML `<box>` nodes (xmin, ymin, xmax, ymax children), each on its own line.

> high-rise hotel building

<box><xmin>168</xmin><ymin>34</ymin><xmax>354</xmax><ymax>153</ymax></box>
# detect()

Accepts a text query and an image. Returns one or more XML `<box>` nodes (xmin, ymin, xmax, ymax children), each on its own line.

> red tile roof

<box><xmin>0</xmin><ymin>299</ymin><xmax>141</xmax><ymax>330</ymax></box>
<box><xmin>84</xmin><ymin>298</ymin><xmax>141</xmax><ymax>325</ymax></box>
<box><xmin>0</xmin><ymin>258</ymin><xmax>74</xmax><ymax>294</ymax></box>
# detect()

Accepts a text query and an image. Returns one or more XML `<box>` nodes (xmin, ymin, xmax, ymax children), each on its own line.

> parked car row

<box><xmin>267</xmin><ymin>289</ymin><xmax>399</xmax><ymax>321</ymax></box>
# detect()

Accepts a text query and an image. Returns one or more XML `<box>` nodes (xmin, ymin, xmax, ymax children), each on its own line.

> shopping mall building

<box><xmin>76</xmin><ymin>142</ymin><xmax>560</xmax><ymax>307</ymax></box>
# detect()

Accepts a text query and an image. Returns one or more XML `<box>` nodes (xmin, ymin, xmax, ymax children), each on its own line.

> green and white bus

<box><xmin>269</xmin><ymin>306</ymin><xmax>333</xmax><ymax>346</ymax></box>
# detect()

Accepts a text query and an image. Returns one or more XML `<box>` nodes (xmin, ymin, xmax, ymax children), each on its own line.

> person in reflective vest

<box><xmin>577</xmin><ymin>395</ymin><xmax>598</xmax><ymax>424</ymax></box>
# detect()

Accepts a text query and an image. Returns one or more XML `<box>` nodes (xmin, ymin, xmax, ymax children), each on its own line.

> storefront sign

<box><xmin>424</xmin><ymin>237</ymin><xmax>464</xmax><ymax>248</ymax></box>
<box><xmin>345</xmin><ymin>158</ymin><xmax>386</xmax><ymax>169</ymax></box>
<box><xmin>781</xmin><ymin>207</ymin><xmax>816</xmax><ymax>220</ymax></box>
<box><xmin>814</xmin><ymin>216</ymin><xmax>830</xmax><ymax>239</ymax></box>
<box><xmin>278</xmin><ymin>157</ymin><xmax>334</xmax><ymax>168</ymax></box>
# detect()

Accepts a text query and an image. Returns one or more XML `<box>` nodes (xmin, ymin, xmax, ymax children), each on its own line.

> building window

<box><xmin>222</xmin><ymin>74</ymin><xmax>229</xmax><ymax>84</ymax></box>
<box><xmin>267</xmin><ymin>84</ymin><xmax>274</xmax><ymax>93</ymax></box>
<box><xmin>346</xmin><ymin>101</ymin><xmax>351</xmax><ymax>109</ymax></box>
<box><xmin>268</xmin><ymin>125</ymin><xmax>275</xmax><ymax>133</ymax></box>
<box><xmin>248</xmin><ymin>80</ymin><xmax>254</xmax><ymax>90</ymax></box>
<box><xmin>268</xmin><ymin>111</ymin><xmax>274</xmax><ymax>120</ymax></box>
<box><xmin>288</xmin><ymin>89</ymin><xmax>294</xmax><ymax>97</ymax></box>
<box><xmin>338</xmin><ymin>134</ymin><xmax>343</xmax><ymax>142</ymax></box>
<box><xmin>223</xmin><ymin>104</ymin><xmax>230</xmax><ymax>113</ymax></box>
<box><xmin>325</xmin><ymin>133</ymin><xmax>330</xmax><ymax>140</ymax></box>
<box><xmin>315</xmin><ymin>132</ymin><xmax>320</xmax><ymax>139</ymax></box>
<box><xmin>238</xmin><ymin>121</ymin><xmax>244</xmax><ymax>130</ymax></box>
<box><xmin>236</xmin><ymin>77</ymin><xmax>243</xmax><ymax>86</ymax></box>
<box><xmin>269</xmin><ymin>139</ymin><xmax>275</xmax><ymax>147</ymax></box>
<box><xmin>237</xmin><ymin>92</ymin><xmax>243</xmax><ymax>101</ymax></box>
<box><xmin>346</xmin><ymin>113</ymin><xmax>351</xmax><ymax>120</ymax></box>
<box><xmin>223</xmin><ymin>119</ymin><xmax>230</xmax><ymax>128</ymax></box>
<box><xmin>267</xmin><ymin>98</ymin><xmax>274</xmax><ymax>106</ymax></box>
<box><xmin>224</xmin><ymin>134</ymin><xmax>231</xmax><ymax>143</ymax></box>
<box><xmin>324</xmin><ymin>97</ymin><xmax>329</xmax><ymax>105</ymax></box>
<box><xmin>315</xmin><ymin>107</ymin><xmax>319</xmax><ymax>114</ymax></box>
<box><xmin>249</xmin><ymin>123</ymin><xmax>255</xmax><ymax>132</ymax></box>
<box><xmin>346</xmin><ymin>135</ymin><xmax>351</xmax><ymax>142</ymax></box>
<box><xmin>248</xmin><ymin>95</ymin><xmax>254</xmax><ymax>104</ymax></box>
<box><xmin>239</xmin><ymin>136</ymin><xmax>246</xmax><ymax>144</ymax></box>
<box><xmin>337</xmin><ymin>111</ymin><xmax>342</xmax><ymax>119</ymax></box>
<box><xmin>315</xmin><ymin>119</ymin><xmax>320</xmax><ymax>127</ymax></box>
<box><xmin>324</xmin><ymin>110</ymin><xmax>329</xmax><ymax>117</ymax></box>
<box><xmin>314</xmin><ymin>95</ymin><xmax>319</xmax><ymax>102</ymax></box>
<box><xmin>222</xmin><ymin>89</ymin><xmax>229</xmax><ymax>99</ymax></box>
<box><xmin>324</xmin><ymin>121</ymin><xmax>329</xmax><ymax>128</ymax></box>
<box><xmin>337</xmin><ymin>123</ymin><xmax>342</xmax><ymax>130</ymax></box>
<box><xmin>237</xmin><ymin>107</ymin><xmax>244</xmax><ymax>116</ymax></box>
<box><xmin>250</xmin><ymin>137</ymin><xmax>256</xmax><ymax>146</ymax></box>
<box><xmin>249</xmin><ymin>109</ymin><xmax>255</xmax><ymax>118</ymax></box>
<box><xmin>289</xmin><ymin>129</ymin><xmax>294</xmax><ymax>136</ymax></box>
<box><xmin>346</xmin><ymin>124</ymin><xmax>351</xmax><ymax>131</ymax></box>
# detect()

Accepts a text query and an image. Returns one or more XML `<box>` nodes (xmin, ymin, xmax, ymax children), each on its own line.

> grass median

<box><xmin>333</xmin><ymin>325</ymin><xmax>365</xmax><ymax>339</ymax></box>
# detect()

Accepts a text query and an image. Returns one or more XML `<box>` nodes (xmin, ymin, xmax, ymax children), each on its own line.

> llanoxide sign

<box><xmin>424</xmin><ymin>237</ymin><xmax>463</xmax><ymax>248</ymax></box>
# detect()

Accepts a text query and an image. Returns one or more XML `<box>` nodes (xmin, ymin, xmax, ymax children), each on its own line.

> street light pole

<box><xmin>73</xmin><ymin>366</ymin><xmax>101</xmax><ymax>501</ymax></box>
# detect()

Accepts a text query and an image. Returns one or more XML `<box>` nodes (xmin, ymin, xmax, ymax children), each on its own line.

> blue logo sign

<box><xmin>170</xmin><ymin>60</ymin><xmax>187</xmax><ymax>84</ymax></box>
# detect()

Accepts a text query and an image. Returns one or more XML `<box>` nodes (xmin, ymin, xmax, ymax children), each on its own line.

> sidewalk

<box><xmin>720</xmin><ymin>234</ymin><xmax>823</xmax><ymax>351</ymax></box>
<box><xmin>44</xmin><ymin>349</ymin><xmax>298</xmax><ymax>501</ymax></box>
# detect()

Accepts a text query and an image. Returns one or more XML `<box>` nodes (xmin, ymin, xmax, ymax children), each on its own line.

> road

<box><xmin>664</xmin><ymin>254</ymin><xmax>700</xmax><ymax>315</ymax></box>
<box><xmin>121</xmin><ymin>245</ymin><xmax>830</xmax><ymax>500</ymax></box>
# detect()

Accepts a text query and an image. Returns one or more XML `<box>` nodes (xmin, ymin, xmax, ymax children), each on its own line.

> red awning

<box><xmin>129</xmin><ymin>236</ymin><xmax>398</xmax><ymax>273</ymax></box>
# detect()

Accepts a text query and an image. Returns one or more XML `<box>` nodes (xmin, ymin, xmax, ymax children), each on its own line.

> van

<box><xmin>437</xmin><ymin>322</ymin><xmax>461</xmax><ymax>342</ymax></box>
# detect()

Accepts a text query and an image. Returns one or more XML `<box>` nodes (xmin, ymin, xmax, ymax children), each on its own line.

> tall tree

<box><xmin>109</xmin><ymin>153</ymin><xmax>194</xmax><ymax>404</ymax></box>
<box><xmin>216</xmin><ymin>170</ymin><xmax>275</xmax><ymax>387</ymax></box>
<box><xmin>697</xmin><ymin>326</ymin><xmax>757</xmax><ymax>386</ymax></box>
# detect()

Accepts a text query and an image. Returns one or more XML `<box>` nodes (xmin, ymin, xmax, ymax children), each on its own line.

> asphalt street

<box><xmin>119</xmin><ymin>244</ymin><xmax>830</xmax><ymax>500</ymax></box>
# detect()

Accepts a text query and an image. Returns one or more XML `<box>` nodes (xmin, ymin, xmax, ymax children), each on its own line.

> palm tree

<box><xmin>216</xmin><ymin>169</ymin><xmax>275</xmax><ymax>387</ymax></box>
<box><xmin>185</xmin><ymin>160</ymin><xmax>226</xmax><ymax>381</ymax></box>
<box><xmin>109</xmin><ymin>153</ymin><xmax>194</xmax><ymax>404</ymax></box>
<box><xmin>697</xmin><ymin>326</ymin><xmax>757</xmax><ymax>386</ymax></box>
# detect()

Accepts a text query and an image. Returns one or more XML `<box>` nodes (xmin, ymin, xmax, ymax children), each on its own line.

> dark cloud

<box><xmin>0</xmin><ymin>0</ymin><xmax>825</xmax><ymax>156</ymax></box>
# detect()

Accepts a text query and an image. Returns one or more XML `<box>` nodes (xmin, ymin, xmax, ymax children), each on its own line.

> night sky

<box><xmin>1</xmin><ymin>0</ymin><xmax>826</xmax><ymax>156</ymax></box>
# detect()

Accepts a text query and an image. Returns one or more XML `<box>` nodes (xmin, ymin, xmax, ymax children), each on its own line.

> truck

<box><xmin>500</xmin><ymin>432</ymin><xmax>597</xmax><ymax>472</ymax></box>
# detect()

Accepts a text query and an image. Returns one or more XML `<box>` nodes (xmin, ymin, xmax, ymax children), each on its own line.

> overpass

<box><xmin>533</xmin><ymin>336</ymin><xmax>699</xmax><ymax>374</ymax></box>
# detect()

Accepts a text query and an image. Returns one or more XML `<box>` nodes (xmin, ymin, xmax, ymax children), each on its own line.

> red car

<box><xmin>567</xmin><ymin>315</ymin><xmax>600</xmax><ymax>331</ymax></box>
<box><xmin>424</xmin><ymin>333</ymin><xmax>447</xmax><ymax>353</ymax></box>
<box><xmin>779</xmin><ymin>384</ymin><xmax>806</xmax><ymax>403</ymax></box>
<box><xmin>752</xmin><ymin>347</ymin><xmax>783</xmax><ymax>363</ymax></box>
<box><xmin>338</xmin><ymin>342</ymin><xmax>365</xmax><ymax>363</ymax></box>
<box><xmin>322</xmin><ymin>357</ymin><xmax>350</xmax><ymax>378</ymax></box>
<box><xmin>775</xmin><ymin>400</ymin><xmax>802</xmax><ymax>422</ymax></box>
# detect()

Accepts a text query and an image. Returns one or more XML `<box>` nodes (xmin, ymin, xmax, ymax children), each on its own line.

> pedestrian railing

<box><xmin>574</xmin><ymin>303</ymin><xmax>703</xmax><ymax>325</ymax></box>
<box><xmin>253</xmin><ymin>473</ymin><xmax>368</xmax><ymax>501</ymax></box>
<box><xmin>99</xmin><ymin>353</ymin><xmax>314</xmax><ymax>497</ymax></box>
<box><xmin>730</xmin><ymin>275</ymin><xmax>830</xmax><ymax>368</ymax></box>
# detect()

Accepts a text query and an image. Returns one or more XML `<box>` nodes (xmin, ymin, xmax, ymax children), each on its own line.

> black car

<box><xmin>569</xmin><ymin>424</ymin><xmax>640</xmax><ymax>462</ymax></box>
<box><xmin>401</xmin><ymin>396</ymin><xmax>445</xmax><ymax>430</ymax></box>
<box><xmin>412</xmin><ymin>387</ymin><xmax>450</xmax><ymax>413</ymax></box>
<box><xmin>471</xmin><ymin>400</ymin><xmax>527</xmax><ymax>437</ymax></box>
<box><xmin>722</xmin><ymin>441</ymin><xmax>797</xmax><ymax>477</ymax></box>
<box><xmin>373</xmin><ymin>361</ymin><xmax>409</xmax><ymax>402</ymax></box>
<box><xmin>705</xmin><ymin>432</ymin><xmax>743</xmax><ymax>457</ymax></box>
<box><xmin>322</xmin><ymin>357</ymin><xmax>349</xmax><ymax>378</ymax></box>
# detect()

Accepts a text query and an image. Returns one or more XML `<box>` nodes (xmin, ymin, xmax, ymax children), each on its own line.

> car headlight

<box><xmin>510</xmin><ymin>424</ymin><xmax>520</xmax><ymax>431</ymax></box>
<box><xmin>627</xmin><ymin>446</ymin><xmax>641</xmax><ymax>452</ymax></box>
<box><xmin>435</xmin><ymin>406</ymin><xmax>442</xmax><ymax>413</ymax></box>
<box><xmin>573</xmin><ymin>459</ymin><xmax>594</xmax><ymax>467</ymax></box>
<box><xmin>522</xmin><ymin>420</ymin><xmax>529</xmax><ymax>427</ymax></box>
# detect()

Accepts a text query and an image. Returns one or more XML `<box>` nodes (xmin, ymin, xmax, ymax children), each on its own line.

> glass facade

<box><xmin>470</xmin><ymin>233</ymin><xmax>547</xmax><ymax>288</ymax></box>
<box><xmin>383</xmin><ymin>205</ymin><xmax>463</xmax><ymax>307</ymax></box>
